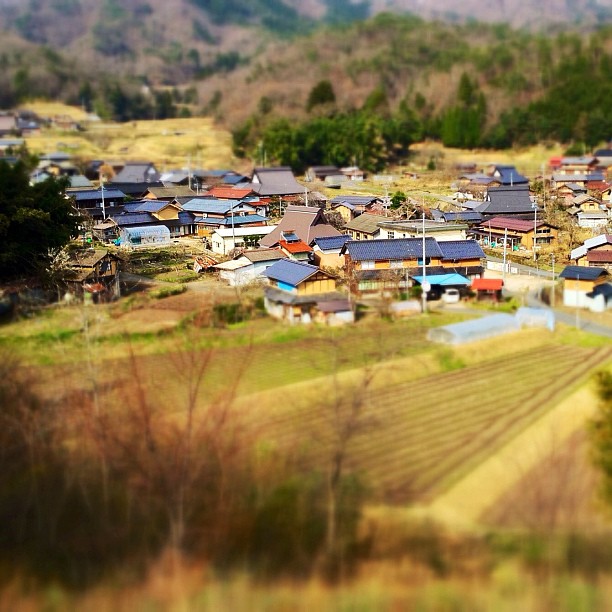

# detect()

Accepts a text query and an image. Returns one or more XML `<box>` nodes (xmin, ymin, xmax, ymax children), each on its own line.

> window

<box><xmin>390</xmin><ymin>260</ymin><xmax>403</xmax><ymax>269</ymax></box>
<box><xmin>361</xmin><ymin>260</ymin><xmax>375</xmax><ymax>270</ymax></box>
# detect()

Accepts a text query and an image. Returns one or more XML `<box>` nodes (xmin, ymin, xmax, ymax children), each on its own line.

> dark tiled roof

<box><xmin>178</xmin><ymin>211</ymin><xmax>196</xmax><ymax>224</ymax></box>
<box><xmin>108</xmin><ymin>181</ymin><xmax>163</xmax><ymax>197</ymax></box>
<box><xmin>216</xmin><ymin>214</ymin><xmax>268</xmax><ymax>226</ymax></box>
<box><xmin>242</xmin><ymin>249</ymin><xmax>287</xmax><ymax>263</ymax></box>
<box><xmin>183</xmin><ymin>198</ymin><xmax>230</xmax><ymax>214</ymax></box>
<box><xmin>491</xmin><ymin>166</ymin><xmax>529</xmax><ymax>185</ymax></box>
<box><xmin>438</xmin><ymin>240</ymin><xmax>486</xmax><ymax>260</ymax></box>
<box><xmin>559</xmin><ymin>266</ymin><xmax>609</xmax><ymax>281</ymax></box>
<box><xmin>131</xmin><ymin>200</ymin><xmax>178</xmax><ymax>213</ymax></box>
<box><xmin>313</xmin><ymin>235</ymin><xmax>352</xmax><ymax>250</ymax></box>
<box><xmin>435</xmin><ymin>211</ymin><xmax>483</xmax><ymax>223</ymax></box>
<box><xmin>71</xmin><ymin>188</ymin><xmax>126</xmax><ymax>201</ymax></box>
<box><xmin>113</xmin><ymin>163</ymin><xmax>160</xmax><ymax>183</ymax></box>
<box><xmin>261</xmin><ymin>205</ymin><xmax>341</xmax><ymax>247</ymax></box>
<box><xmin>330</xmin><ymin>195</ymin><xmax>382</xmax><ymax>206</ymax></box>
<box><xmin>112</xmin><ymin>212</ymin><xmax>156</xmax><ymax>226</ymax></box>
<box><xmin>264</xmin><ymin>259</ymin><xmax>320</xmax><ymax>285</ymax></box>
<box><xmin>342</xmin><ymin>238</ymin><xmax>443</xmax><ymax>261</ymax></box>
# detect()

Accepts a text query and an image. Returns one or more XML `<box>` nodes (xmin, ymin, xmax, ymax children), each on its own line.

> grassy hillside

<box><xmin>21</xmin><ymin>102</ymin><xmax>237</xmax><ymax>171</ymax></box>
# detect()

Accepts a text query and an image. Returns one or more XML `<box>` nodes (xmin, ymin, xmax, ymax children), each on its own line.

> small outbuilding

<box><xmin>119</xmin><ymin>225</ymin><xmax>171</xmax><ymax>248</ymax></box>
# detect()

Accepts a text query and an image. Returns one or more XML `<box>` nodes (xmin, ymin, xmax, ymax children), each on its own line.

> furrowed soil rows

<box><xmin>252</xmin><ymin>344</ymin><xmax>611</xmax><ymax>505</ymax></box>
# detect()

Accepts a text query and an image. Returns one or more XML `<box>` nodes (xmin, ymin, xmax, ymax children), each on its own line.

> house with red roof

<box><xmin>471</xmin><ymin>216</ymin><xmax>558</xmax><ymax>252</ymax></box>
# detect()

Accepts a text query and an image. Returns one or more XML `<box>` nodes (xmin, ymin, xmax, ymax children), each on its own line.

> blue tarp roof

<box><xmin>411</xmin><ymin>273</ymin><xmax>471</xmax><ymax>286</ymax></box>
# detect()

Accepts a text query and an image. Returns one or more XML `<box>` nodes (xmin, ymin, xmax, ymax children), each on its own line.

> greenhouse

<box><xmin>428</xmin><ymin>307</ymin><xmax>555</xmax><ymax>345</ymax></box>
<box><xmin>428</xmin><ymin>314</ymin><xmax>518</xmax><ymax>345</ymax></box>
<box><xmin>119</xmin><ymin>225</ymin><xmax>171</xmax><ymax>248</ymax></box>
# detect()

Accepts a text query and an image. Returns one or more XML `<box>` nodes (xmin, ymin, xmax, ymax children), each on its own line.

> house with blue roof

<box><xmin>67</xmin><ymin>187</ymin><xmax>127</xmax><ymax>220</ymax></box>
<box><xmin>487</xmin><ymin>164</ymin><xmax>529</xmax><ymax>186</ymax></box>
<box><xmin>340</xmin><ymin>238</ymin><xmax>485</xmax><ymax>295</ymax></box>
<box><xmin>181</xmin><ymin>197</ymin><xmax>269</xmax><ymax>240</ymax></box>
<box><xmin>312</xmin><ymin>235</ymin><xmax>352</xmax><ymax>269</ymax></box>
<box><xmin>263</xmin><ymin>259</ymin><xmax>353</xmax><ymax>324</ymax></box>
<box><xmin>559</xmin><ymin>265</ymin><xmax>611</xmax><ymax>310</ymax></box>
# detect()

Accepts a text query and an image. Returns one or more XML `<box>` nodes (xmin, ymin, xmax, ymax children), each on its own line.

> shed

<box><xmin>472</xmin><ymin>277</ymin><xmax>504</xmax><ymax>301</ymax></box>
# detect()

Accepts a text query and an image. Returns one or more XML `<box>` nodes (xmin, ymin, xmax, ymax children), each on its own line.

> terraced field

<box><xmin>250</xmin><ymin>343</ymin><xmax>612</xmax><ymax>505</ymax></box>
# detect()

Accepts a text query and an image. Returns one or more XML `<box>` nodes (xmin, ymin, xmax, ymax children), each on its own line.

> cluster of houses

<box><xmin>455</xmin><ymin>155</ymin><xmax>612</xmax><ymax>230</ymax></box>
<box><xmin>3</xmin><ymin>134</ymin><xmax>611</xmax><ymax>319</ymax></box>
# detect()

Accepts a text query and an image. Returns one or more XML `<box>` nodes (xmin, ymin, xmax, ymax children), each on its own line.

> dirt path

<box><xmin>422</xmin><ymin>351</ymin><xmax>612</xmax><ymax>531</ymax></box>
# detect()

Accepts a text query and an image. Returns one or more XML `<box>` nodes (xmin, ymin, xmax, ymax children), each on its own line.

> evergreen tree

<box><xmin>0</xmin><ymin>161</ymin><xmax>80</xmax><ymax>281</ymax></box>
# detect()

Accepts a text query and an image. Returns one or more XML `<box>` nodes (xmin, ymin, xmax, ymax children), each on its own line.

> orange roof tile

<box><xmin>279</xmin><ymin>240</ymin><xmax>313</xmax><ymax>254</ymax></box>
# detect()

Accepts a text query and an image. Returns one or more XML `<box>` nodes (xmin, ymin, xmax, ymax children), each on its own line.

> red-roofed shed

<box><xmin>472</xmin><ymin>277</ymin><xmax>504</xmax><ymax>301</ymax></box>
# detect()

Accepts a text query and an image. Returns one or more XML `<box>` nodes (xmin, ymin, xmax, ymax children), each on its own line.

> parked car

<box><xmin>442</xmin><ymin>288</ymin><xmax>461</xmax><ymax>304</ymax></box>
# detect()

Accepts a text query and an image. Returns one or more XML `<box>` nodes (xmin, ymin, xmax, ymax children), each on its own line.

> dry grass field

<box><xmin>20</xmin><ymin>102</ymin><xmax>238</xmax><ymax>171</ymax></box>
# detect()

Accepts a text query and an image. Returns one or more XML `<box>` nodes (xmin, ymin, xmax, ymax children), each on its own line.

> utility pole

<box><xmin>421</xmin><ymin>208</ymin><xmax>428</xmax><ymax>314</ymax></box>
<box><xmin>502</xmin><ymin>226</ymin><xmax>508</xmax><ymax>284</ymax></box>
<box><xmin>551</xmin><ymin>253</ymin><xmax>555</xmax><ymax>308</ymax></box>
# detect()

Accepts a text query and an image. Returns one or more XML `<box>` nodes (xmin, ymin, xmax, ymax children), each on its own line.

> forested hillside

<box><xmin>0</xmin><ymin>2</ymin><xmax>609</xmax><ymax>166</ymax></box>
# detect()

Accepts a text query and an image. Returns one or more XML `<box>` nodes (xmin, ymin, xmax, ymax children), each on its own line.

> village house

<box><xmin>432</xmin><ymin>210</ymin><xmax>483</xmax><ymax>226</ymax></box>
<box><xmin>272</xmin><ymin>231</ymin><xmax>313</xmax><ymax>262</ymax></box>
<box><xmin>305</xmin><ymin>165</ymin><xmax>342</xmax><ymax>182</ymax></box>
<box><xmin>377</xmin><ymin>219</ymin><xmax>468</xmax><ymax>242</ymax></box>
<box><xmin>260</xmin><ymin>205</ymin><xmax>341</xmax><ymax>248</ymax></box>
<box><xmin>556</xmin><ymin>156</ymin><xmax>600</xmax><ymax>175</ymax></box>
<box><xmin>340</xmin><ymin>238</ymin><xmax>485</xmax><ymax>296</ymax></box>
<box><xmin>68</xmin><ymin>187</ymin><xmax>127</xmax><ymax>220</ymax></box>
<box><xmin>263</xmin><ymin>259</ymin><xmax>353</xmax><ymax>325</ymax></box>
<box><xmin>213</xmin><ymin>248</ymin><xmax>287</xmax><ymax>287</ymax></box>
<box><xmin>476</xmin><ymin>184</ymin><xmax>537</xmax><ymax>218</ymax></box>
<box><xmin>344</xmin><ymin>213</ymin><xmax>389</xmax><ymax>241</ymax></box>
<box><xmin>329</xmin><ymin>195</ymin><xmax>385</xmax><ymax>222</ymax></box>
<box><xmin>209</xmin><ymin>226</ymin><xmax>275</xmax><ymax>256</ymax></box>
<box><xmin>112</xmin><ymin>161</ymin><xmax>161</xmax><ymax>184</ymax></box>
<box><xmin>182</xmin><ymin>198</ymin><xmax>269</xmax><ymax>242</ymax></box>
<box><xmin>570</xmin><ymin>234</ymin><xmax>612</xmax><ymax>270</ymax></box>
<box><xmin>471</xmin><ymin>216</ymin><xmax>558</xmax><ymax>252</ymax></box>
<box><xmin>63</xmin><ymin>249</ymin><xmax>122</xmax><ymax>302</ymax></box>
<box><xmin>245</xmin><ymin>166</ymin><xmax>307</xmax><ymax>198</ymax></box>
<box><xmin>559</xmin><ymin>265</ymin><xmax>611</xmax><ymax>311</ymax></box>
<box><xmin>485</xmin><ymin>164</ymin><xmax>529</xmax><ymax>185</ymax></box>
<box><xmin>311</xmin><ymin>235</ymin><xmax>352</xmax><ymax>269</ymax></box>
